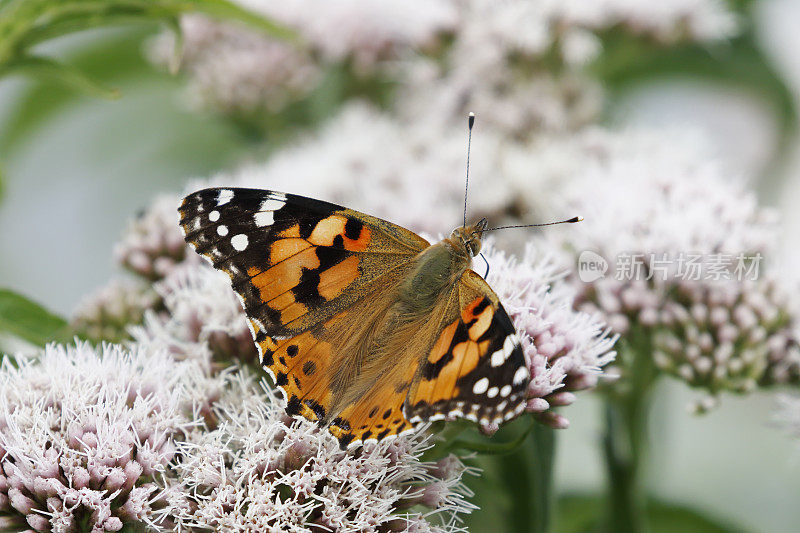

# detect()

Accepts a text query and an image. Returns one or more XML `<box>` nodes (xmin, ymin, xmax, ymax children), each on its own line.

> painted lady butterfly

<box><xmin>179</xmin><ymin>187</ymin><xmax>532</xmax><ymax>449</ymax></box>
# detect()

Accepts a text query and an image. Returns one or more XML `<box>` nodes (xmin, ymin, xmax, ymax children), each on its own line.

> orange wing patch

<box><xmin>269</xmin><ymin>237</ymin><xmax>311</xmax><ymax>263</ymax></box>
<box><xmin>406</xmin><ymin>296</ymin><xmax>494</xmax><ymax>415</ymax></box>
<box><xmin>259</xmin><ymin>327</ymin><xmax>335</xmax><ymax>424</ymax></box>
<box><xmin>329</xmin><ymin>363</ymin><xmax>418</xmax><ymax>448</ymax></box>
<box><xmin>247</xmin><ymin>246</ymin><xmax>320</xmax><ymax>302</ymax></box>
<box><xmin>318</xmin><ymin>255</ymin><xmax>360</xmax><ymax>300</ymax></box>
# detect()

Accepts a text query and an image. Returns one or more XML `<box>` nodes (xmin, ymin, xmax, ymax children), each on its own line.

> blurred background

<box><xmin>1</xmin><ymin>0</ymin><xmax>799</xmax><ymax>531</ymax></box>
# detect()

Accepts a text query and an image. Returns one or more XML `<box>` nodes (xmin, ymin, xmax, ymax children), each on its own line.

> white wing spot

<box><xmin>490</xmin><ymin>349</ymin><xmax>505</xmax><ymax>367</ymax></box>
<box><xmin>255</xmin><ymin>211</ymin><xmax>274</xmax><ymax>227</ymax></box>
<box><xmin>217</xmin><ymin>225</ymin><xmax>229</xmax><ymax>237</ymax></box>
<box><xmin>209</xmin><ymin>210</ymin><xmax>220</xmax><ymax>222</ymax></box>
<box><xmin>217</xmin><ymin>189</ymin><xmax>234</xmax><ymax>206</ymax></box>
<box><xmin>500</xmin><ymin>385</ymin><xmax>512</xmax><ymax>397</ymax></box>
<box><xmin>487</xmin><ymin>387</ymin><xmax>498</xmax><ymax>398</ymax></box>
<box><xmin>260</xmin><ymin>198</ymin><xmax>285</xmax><ymax>211</ymax></box>
<box><xmin>513</xmin><ymin>366</ymin><xmax>528</xmax><ymax>385</ymax></box>
<box><xmin>472</xmin><ymin>377</ymin><xmax>489</xmax><ymax>394</ymax></box>
<box><xmin>504</xmin><ymin>335</ymin><xmax>516</xmax><ymax>357</ymax></box>
<box><xmin>231</xmin><ymin>234</ymin><xmax>249</xmax><ymax>251</ymax></box>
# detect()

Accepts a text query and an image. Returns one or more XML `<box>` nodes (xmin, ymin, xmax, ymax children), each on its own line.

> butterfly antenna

<box><xmin>485</xmin><ymin>216</ymin><xmax>583</xmax><ymax>232</ymax></box>
<box><xmin>478</xmin><ymin>252</ymin><xmax>490</xmax><ymax>278</ymax></box>
<box><xmin>463</xmin><ymin>112</ymin><xmax>475</xmax><ymax>228</ymax></box>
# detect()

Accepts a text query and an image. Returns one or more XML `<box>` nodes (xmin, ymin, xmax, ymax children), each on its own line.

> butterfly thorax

<box><xmin>398</xmin><ymin>221</ymin><xmax>487</xmax><ymax>313</ymax></box>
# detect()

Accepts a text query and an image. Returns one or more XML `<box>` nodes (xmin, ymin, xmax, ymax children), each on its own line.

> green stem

<box><xmin>601</xmin><ymin>336</ymin><xmax>658</xmax><ymax>533</ymax></box>
<box><xmin>530</xmin><ymin>424</ymin><xmax>555</xmax><ymax>533</ymax></box>
<box><xmin>496</xmin><ymin>423</ymin><xmax>556</xmax><ymax>533</ymax></box>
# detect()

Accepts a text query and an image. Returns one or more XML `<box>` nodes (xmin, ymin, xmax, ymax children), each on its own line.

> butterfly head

<box><xmin>452</xmin><ymin>218</ymin><xmax>488</xmax><ymax>257</ymax></box>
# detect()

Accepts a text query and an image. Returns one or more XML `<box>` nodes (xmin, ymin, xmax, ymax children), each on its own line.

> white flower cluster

<box><xmin>165</xmin><ymin>14</ymin><xmax>320</xmax><ymax>114</ymax></box>
<box><xmin>168</xmin><ymin>372</ymin><xmax>474</xmax><ymax>532</ymax></box>
<box><xmin>132</xmin><ymin>263</ymin><xmax>257</xmax><ymax>367</ymax></box>
<box><xmin>0</xmin><ymin>340</ymin><xmax>476</xmax><ymax>532</ymax></box>
<box><xmin>0</xmin><ymin>343</ymin><xmax>217</xmax><ymax>532</ymax></box>
<box><xmin>264</xmin><ymin>0</ymin><xmax>457</xmax><ymax>70</ymax></box>
<box><xmin>221</xmin><ymin>102</ymin><xmax>513</xmax><ymax>235</ymax></box>
<box><xmin>539</xmin><ymin>128</ymin><xmax>798</xmax><ymax>404</ymax></box>
<box><xmin>149</xmin><ymin>0</ymin><xmax>456</xmax><ymax>114</ymax></box>
<box><xmin>71</xmin><ymin>277</ymin><xmax>158</xmax><ymax>343</ymax></box>
<box><xmin>649</xmin><ymin>276</ymin><xmax>799</xmax><ymax>413</ymax></box>
<box><xmin>149</xmin><ymin>0</ymin><xmax>736</xmax><ymax>120</ymax></box>
<box><xmin>482</xmin><ymin>241</ymin><xmax>616</xmax><ymax>429</ymax></box>
<box><xmin>114</xmin><ymin>195</ymin><xmax>192</xmax><ymax>281</ymax></box>
<box><xmin>405</xmin><ymin>0</ymin><xmax>733</xmax><ymax>138</ymax></box>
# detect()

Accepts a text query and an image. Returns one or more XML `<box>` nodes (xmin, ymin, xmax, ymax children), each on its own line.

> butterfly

<box><xmin>179</xmin><ymin>187</ymin><xmax>530</xmax><ymax>448</ymax></box>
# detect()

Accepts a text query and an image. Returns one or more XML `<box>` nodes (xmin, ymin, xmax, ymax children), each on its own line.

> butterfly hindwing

<box><xmin>404</xmin><ymin>270</ymin><xmax>529</xmax><ymax>429</ymax></box>
<box><xmin>325</xmin><ymin>270</ymin><xmax>530</xmax><ymax>448</ymax></box>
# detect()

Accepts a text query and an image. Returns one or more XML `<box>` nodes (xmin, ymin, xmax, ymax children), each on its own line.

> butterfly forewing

<box><xmin>179</xmin><ymin>188</ymin><xmax>428</xmax><ymax>338</ymax></box>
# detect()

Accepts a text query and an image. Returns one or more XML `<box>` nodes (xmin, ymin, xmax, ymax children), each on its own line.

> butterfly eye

<box><xmin>467</xmin><ymin>238</ymin><xmax>481</xmax><ymax>257</ymax></box>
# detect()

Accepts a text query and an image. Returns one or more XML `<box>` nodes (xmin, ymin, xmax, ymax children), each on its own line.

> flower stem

<box><xmin>497</xmin><ymin>422</ymin><xmax>556</xmax><ymax>533</ymax></box>
<box><xmin>602</xmin><ymin>334</ymin><xmax>658</xmax><ymax>533</ymax></box>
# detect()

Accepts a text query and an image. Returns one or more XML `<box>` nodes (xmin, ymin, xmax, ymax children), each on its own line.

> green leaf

<box><xmin>462</xmin><ymin>419</ymin><xmax>557</xmax><ymax>533</ymax></box>
<box><xmin>0</xmin><ymin>288</ymin><xmax>70</xmax><ymax>347</ymax></box>
<box><xmin>0</xmin><ymin>28</ymin><xmax>154</xmax><ymax>155</ymax></box>
<box><xmin>446</xmin><ymin>418</ymin><xmax>536</xmax><ymax>456</ymax></box>
<box><xmin>0</xmin><ymin>54</ymin><xmax>121</xmax><ymax>99</ymax></box>
<box><xmin>555</xmin><ymin>493</ymin><xmax>751</xmax><ymax>533</ymax></box>
<box><xmin>181</xmin><ymin>0</ymin><xmax>297</xmax><ymax>41</ymax></box>
<box><xmin>164</xmin><ymin>15</ymin><xmax>185</xmax><ymax>74</ymax></box>
<box><xmin>0</xmin><ymin>0</ymin><xmax>297</xmax><ymax>108</ymax></box>
<box><xmin>17</xmin><ymin>0</ymin><xmax>296</xmax><ymax>49</ymax></box>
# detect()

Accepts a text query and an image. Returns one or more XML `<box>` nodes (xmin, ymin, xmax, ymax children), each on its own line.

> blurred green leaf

<box><xmin>1</xmin><ymin>54</ymin><xmax>121</xmax><ymax>98</ymax></box>
<box><xmin>181</xmin><ymin>0</ymin><xmax>296</xmax><ymax>40</ymax></box>
<box><xmin>0</xmin><ymin>0</ymin><xmax>295</xmax><ymax>99</ymax></box>
<box><xmin>462</xmin><ymin>419</ymin><xmax>556</xmax><ymax>533</ymax></box>
<box><xmin>15</xmin><ymin>0</ymin><xmax>294</xmax><ymax>49</ymax></box>
<box><xmin>0</xmin><ymin>288</ymin><xmax>70</xmax><ymax>347</ymax></box>
<box><xmin>556</xmin><ymin>493</ymin><xmax>751</xmax><ymax>533</ymax></box>
<box><xmin>446</xmin><ymin>418</ymin><xmax>536</xmax><ymax>456</ymax></box>
<box><xmin>118</xmin><ymin>521</ymin><xmax>149</xmax><ymax>532</ymax></box>
<box><xmin>0</xmin><ymin>28</ymin><xmax>153</xmax><ymax>154</ymax></box>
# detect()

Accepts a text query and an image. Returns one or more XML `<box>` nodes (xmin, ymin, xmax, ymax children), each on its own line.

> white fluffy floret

<box><xmin>168</xmin><ymin>371</ymin><xmax>475</xmax><ymax>532</ymax></box>
<box><xmin>482</xmin><ymin>241</ymin><xmax>616</xmax><ymax>428</ymax></box>
<box><xmin>0</xmin><ymin>342</ymin><xmax>220</xmax><ymax>532</ymax></box>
